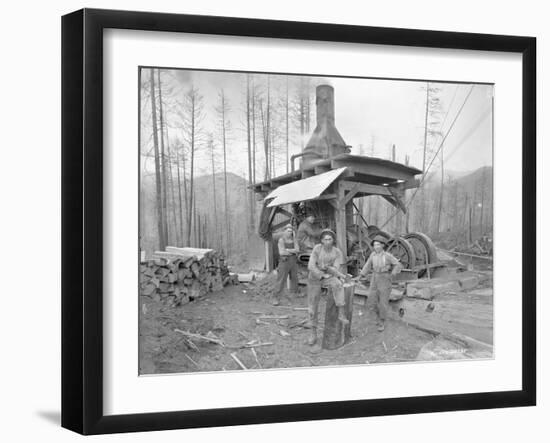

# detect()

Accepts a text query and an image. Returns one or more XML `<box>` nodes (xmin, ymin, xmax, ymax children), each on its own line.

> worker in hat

<box><xmin>357</xmin><ymin>235</ymin><xmax>402</xmax><ymax>332</ymax></box>
<box><xmin>297</xmin><ymin>212</ymin><xmax>320</xmax><ymax>252</ymax></box>
<box><xmin>272</xmin><ymin>224</ymin><xmax>300</xmax><ymax>306</ymax></box>
<box><xmin>306</xmin><ymin>228</ymin><xmax>349</xmax><ymax>345</ymax></box>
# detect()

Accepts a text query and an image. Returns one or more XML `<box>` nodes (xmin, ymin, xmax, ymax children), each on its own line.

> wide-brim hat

<box><xmin>371</xmin><ymin>234</ymin><xmax>388</xmax><ymax>246</ymax></box>
<box><xmin>320</xmin><ymin>228</ymin><xmax>337</xmax><ymax>242</ymax></box>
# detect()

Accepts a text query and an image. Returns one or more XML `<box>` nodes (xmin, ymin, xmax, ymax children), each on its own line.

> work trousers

<box><xmin>275</xmin><ymin>255</ymin><xmax>298</xmax><ymax>297</ymax></box>
<box><xmin>307</xmin><ymin>276</ymin><xmax>345</xmax><ymax>328</ymax></box>
<box><xmin>370</xmin><ymin>272</ymin><xmax>392</xmax><ymax>323</ymax></box>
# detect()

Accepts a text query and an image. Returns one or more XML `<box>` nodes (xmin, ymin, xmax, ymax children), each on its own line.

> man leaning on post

<box><xmin>357</xmin><ymin>235</ymin><xmax>402</xmax><ymax>332</ymax></box>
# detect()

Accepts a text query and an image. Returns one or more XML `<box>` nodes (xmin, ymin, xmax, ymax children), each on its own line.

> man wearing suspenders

<box><xmin>358</xmin><ymin>235</ymin><xmax>402</xmax><ymax>332</ymax></box>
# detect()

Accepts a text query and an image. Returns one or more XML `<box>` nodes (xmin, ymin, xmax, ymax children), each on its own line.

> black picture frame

<box><xmin>61</xmin><ymin>8</ymin><xmax>536</xmax><ymax>435</ymax></box>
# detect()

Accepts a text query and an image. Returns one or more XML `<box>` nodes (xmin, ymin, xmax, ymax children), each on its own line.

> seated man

<box><xmin>306</xmin><ymin>229</ymin><xmax>349</xmax><ymax>346</ymax></box>
<box><xmin>297</xmin><ymin>213</ymin><xmax>319</xmax><ymax>252</ymax></box>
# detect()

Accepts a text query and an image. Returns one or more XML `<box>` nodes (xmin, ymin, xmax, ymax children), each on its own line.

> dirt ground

<box><xmin>139</xmin><ymin>277</ymin><xmax>437</xmax><ymax>375</ymax></box>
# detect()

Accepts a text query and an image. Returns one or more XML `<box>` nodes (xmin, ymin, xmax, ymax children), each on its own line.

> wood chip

<box><xmin>184</xmin><ymin>353</ymin><xmax>199</xmax><ymax>368</ymax></box>
<box><xmin>174</xmin><ymin>329</ymin><xmax>225</xmax><ymax>347</ymax></box>
<box><xmin>259</xmin><ymin>315</ymin><xmax>289</xmax><ymax>320</ymax></box>
<box><xmin>230</xmin><ymin>352</ymin><xmax>248</xmax><ymax>370</ymax></box>
<box><xmin>251</xmin><ymin>348</ymin><xmax>262</xmax><ymax>369</ymax></box>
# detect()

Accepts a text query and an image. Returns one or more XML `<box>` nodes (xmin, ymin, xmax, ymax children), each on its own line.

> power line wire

<box><xmin>380</xmin><ymin>84</ymin><xmax>476</xmax><ymax>229</ymax></box>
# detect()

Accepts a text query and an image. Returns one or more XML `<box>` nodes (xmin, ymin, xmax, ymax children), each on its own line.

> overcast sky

<box><xmin>140</xmin><ymin>68</ymin><xmax>493</xmax><ymax>181</ymax></box>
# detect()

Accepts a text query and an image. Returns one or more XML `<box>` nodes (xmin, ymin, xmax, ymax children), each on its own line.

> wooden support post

<box><xmin>265</xmin><ymin>237</ymin><xmax>274</xmax><ymax>272</ymax></box>
<box><xmin>334</xmin><ymin>182</ymin><xmax>348</xmax><ymax>268</ymax></box>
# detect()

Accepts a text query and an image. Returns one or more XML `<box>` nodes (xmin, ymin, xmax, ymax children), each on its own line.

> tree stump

<box><xmin>322</xmin><ymin>283</ymin><xmax>355</xmax><ymax>350</ymax></box>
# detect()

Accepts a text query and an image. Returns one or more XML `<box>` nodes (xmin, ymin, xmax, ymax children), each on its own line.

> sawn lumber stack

<box><xmin>140</xmin><ymin>246</ymin><xmax>231</xmax><ymax>306</ymax></box>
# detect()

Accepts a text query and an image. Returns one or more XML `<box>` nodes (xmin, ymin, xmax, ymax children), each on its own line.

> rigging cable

<box><xmin>379</xmin><ymin>84</ymin><xmax>476</xmax><ymax>229</ymax></box>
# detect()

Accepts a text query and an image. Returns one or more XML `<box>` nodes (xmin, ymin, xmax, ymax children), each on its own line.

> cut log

<box><xmin>322</xmin><ymin>283</ymin><xmax>355</xmax><ymax>350</ymax></box>
<box><xmin>389</xmin><ymin>293</ymin><xmax>493</xmax><ymax>344</ymax></box>
<box><xmin>237</xmin><ymin>273</ymin><xmax>256</xmax><ymax>282</ymax></box>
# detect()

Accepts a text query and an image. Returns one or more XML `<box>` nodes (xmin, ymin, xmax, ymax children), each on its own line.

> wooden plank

<box><xmin>311</xmin><ymin>192</ymin><xmax>337</xmax><ymax>202</ymax></box>
<box><xmin>331</xmin><ymin>157</ymin><xmax>415</xmax><ymax>181</ymax></box>
<box><xmin>341</xmin><ymin>180</ymin><xmax>392</xmax><ymax>196</ymax></box>
<box><xmin>403</xmin><ymin>178</ymin><xmax>421</xmax><ymax>190</ymax></box>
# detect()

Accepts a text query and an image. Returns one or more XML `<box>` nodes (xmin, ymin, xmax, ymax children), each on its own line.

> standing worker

<box><xmin>273</xmin><ymin>224</ymin><xmax>300</xmax><ymax>306</ymax></box>
<box><xmin>358</xmin><ymin>235</ymin><xmax>402</xmax><ymax>332</ymax></box>
<box><xmin>297</xmin><ymin>213</ymin><xmax>319</xmax><ymax>252</ymax></box>
<box><xmin>306</xmin><ymin>229</ymin><xmax>349</xmax><ymax>345</ymax></box>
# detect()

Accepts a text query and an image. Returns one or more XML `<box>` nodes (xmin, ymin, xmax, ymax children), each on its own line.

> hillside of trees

<box><xmin>139</xmin><ymin>67</ymin><xmax>492</xmax><ymax>266</ymax></box>
<box><xmin>360</xmin><ymin>165</ymin><xmax>493</xmax><ymax>249</ymax></box>
<box><xmin>140</xmin><ymin>171</ymin><xmax>264</xmax><ymax>266</ymax></box>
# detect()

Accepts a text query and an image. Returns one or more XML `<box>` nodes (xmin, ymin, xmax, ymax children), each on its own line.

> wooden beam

<box><xmin>326</xmin><ymin>199</ymin><xmax>339</xmax><ymax>210</ymax></box>
<box><xmin>271</xmin><ymin>219</ymin><xmax>292</xmax><ymax>232</ymax></box>
<box><xmin>341</xmin><ymin>180</ymin><xmax>392</xmax><ymax>196</ymax></box>
<box><xmin>268</xmin><ymin>207</ymin><xmax>279</xmax><ymax>225</ymax></box>
<box><xmin>312</xmin><ymin>192</ymin><xmax>337</xmax><ymax>201</ymax></box>
<box><xmin>331</xmin><ymin>158</ymin><xmax>413</xmax><ymax>181</ymax></box>
<box><xmin>278</xmin><ymin>208</ymin><xmax>293</xmax><ymax>218</ymax></box>
<box><xmin>388</xmin><ymin>187</ymin><xmax>407</xmax><ymax>213</ymax></box>
<box><xmin>314</xmin><ymin>165</ymin><xmax>331</xmax><ymax>174</ymax></box>
<box><xmin>339</xmin><ymin>183</ymin><xmax>361</xmax><ymax>209</ymax></box>
<box><xmin>381</xmin><ymin>195</ymin><xmax>400</xmax><ymax>210</ymax></box>
<box><xmin>265</xmin><ymin>240</ymin><xmax>274</xmax><ymax>272</ymax></box>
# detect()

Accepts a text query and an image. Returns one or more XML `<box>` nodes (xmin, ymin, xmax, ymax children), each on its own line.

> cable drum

<box><xmin>403</xmin><ymin>232</ymin><xmax>438</xmax><ymax>267</ymax></box>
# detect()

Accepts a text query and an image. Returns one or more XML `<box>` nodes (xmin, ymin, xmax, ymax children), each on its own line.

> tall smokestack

<box><xmin>316</xmin><ymin>84</ymin><xmax>336</xmax><ymax>127</ymax></box>
<box><xmin>301</xmin><ymin>85</ymin><xmax>350</xmax><ymax>169</ymax></box>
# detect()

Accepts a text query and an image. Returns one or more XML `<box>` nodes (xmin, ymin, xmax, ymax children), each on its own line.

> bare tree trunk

<box><xmin>157</xmin><ymin>70</ymin><xmax>169</xmax><ymax>246</ymax></box>
<box><xmin>246</xmin><ymin>75</ymin><xmax>254</xmax><ymax>232</ymax></box>
<box><xmin>209</xmin><ymin>135</ymin><xmax>219</xmax><ymax>249</ymax></box>
<box><xmin>266</xmin><ymin>76</ymin><xmax>271</xmax><ymax>180</ymax></box>
<box><xmin>158</xmin><ymin>70</ymin><xmax>178</xmax><ymax>244</ymax></box>
<box><xmin>149</xmin><ymin>69</ymin><xmax>166</xmax><ymax>250</ymax></box>
<box><xmin>181</xmin><ymin>145</ymin><xmax>189</xmax><ymax>244</ymax></box>
<box><xmin>252</xmin><ymin>77</ymin><xmax>257</xmax><ymax>185</ymax></box>
<box><xmin>259</xmin><ymin>99</ymin><xmax>269</xmax><ymax>181</ymax></box>
<box><xmin>219</xmin><ymin>90</ymin><xmax>231</xmax><ymax>255</ymax></box>
<box><xmin>285</xmin><ymin>76</ymin><xmax>289</xmax><ymax>174</ymax></box>
<box><xmin>186</xmin><ymin>91</ymin><xmax>197</xmax><ymax>246</ymax></box>
<box><xmin>193</xmin><ymin>194</ymin><xmax>198</xmax><ymax>247</ymax></box>
<box><xmin>175</xmin><ymin>144</ymin><xmax>184</xmax><ymax>245</ymax></box>
<box><xmin>419</xmin><ymin>83</ymin><xmax>430</xmax><ymax>232</ymax></box>
<box><xmin>479</xmin><ymin>167</ymin><xmax>486</xmax><ymax>235</ymax></box>
<box><xmin>436</xmin><ymin>146</ymin><xmax>444</xmax><ymax>233</ymax></box>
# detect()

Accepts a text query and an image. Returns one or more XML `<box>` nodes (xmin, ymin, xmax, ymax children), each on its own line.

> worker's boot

<box><xmin>307</xmin><ymin>327</ymin><xmax>317</xmax><ymax>346</ymax></box>
<box><xmin>337</xmin><ymin>306</ymin><xmax>349</xmax><ymax>326</ymax></box>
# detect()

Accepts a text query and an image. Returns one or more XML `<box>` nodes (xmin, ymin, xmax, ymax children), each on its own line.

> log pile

<box><xmin>140</xmin><ymin>246</ymin><xmax>231</xmax><ymax>306</ymax></box>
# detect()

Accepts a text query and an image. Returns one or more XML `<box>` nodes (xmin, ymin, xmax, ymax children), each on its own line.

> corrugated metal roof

<box><xmin>265</xmin><ymin>167</ymin><xmax>347</xmax><ymax>207</ymax></box>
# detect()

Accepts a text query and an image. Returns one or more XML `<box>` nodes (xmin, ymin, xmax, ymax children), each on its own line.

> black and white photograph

<box><xmin>138</xmin><ymin>68</ymin><xmax>494</xmax><ymax>374</ymax></box>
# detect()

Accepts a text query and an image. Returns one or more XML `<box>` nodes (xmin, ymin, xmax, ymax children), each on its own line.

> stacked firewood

<box><xmin>139</xmin><ymin>246</ymin><xmax>231</xmax><ymax>306</ymax></box>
